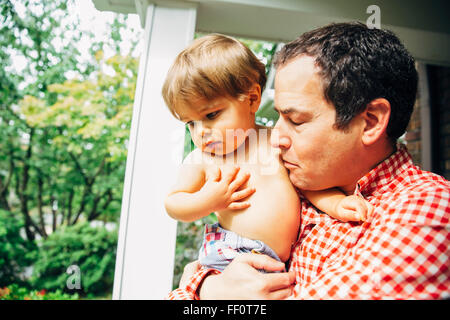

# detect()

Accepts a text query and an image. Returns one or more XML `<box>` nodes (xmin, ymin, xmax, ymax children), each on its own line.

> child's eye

<box><xmin>206</xmin><ymin>111</ymin><xmax>220</xmax><ymax>120</ymax></box>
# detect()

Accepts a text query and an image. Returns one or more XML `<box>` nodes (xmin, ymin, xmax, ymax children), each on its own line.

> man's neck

<box><xmin>340</xmin><ymin>141</ymin><xmax>396</xmax><ymax>195</ymax></box>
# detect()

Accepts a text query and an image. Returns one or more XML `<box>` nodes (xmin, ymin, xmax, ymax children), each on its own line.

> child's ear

<box><xmin>247</xmin><ymin>83</ymin><xmax>261</xmax><ymax>113</ymax></box>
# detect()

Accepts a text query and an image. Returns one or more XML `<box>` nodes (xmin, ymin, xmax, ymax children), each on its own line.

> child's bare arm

<box><xmin>165</xmin><ymin>152</ymin><xmax>255</xmax><ymax>222</ymax></box>
<box><xmin>302</xmin><ymin>188</ymin><xmax>372</xmax><ymax>222</ymax></box>
<box><xmin>164</xmin><ymin>150</ymin><xmax>205</xmax><ymax>220</ymax></box>
<box><xmin>164</xmin><ymin>162</ymin><xmax>209</xmax><ymax>222</ymax></box>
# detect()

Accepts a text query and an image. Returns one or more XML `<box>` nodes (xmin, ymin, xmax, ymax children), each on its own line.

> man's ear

<box><xmin>247</xmin><ymin>83</ymin><xmax>261</xmax><ymax>113</ymax></box>
<box><xmin>361</xmin><ymin>98</ymin><xmax>391</xmax><ymax>146</ymax></box>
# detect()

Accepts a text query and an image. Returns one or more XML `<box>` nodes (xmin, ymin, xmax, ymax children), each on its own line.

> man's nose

<box><xmin>271</xmin><ymin>121</ymin><xmax>291</xmax><ymax>149</ymax></box>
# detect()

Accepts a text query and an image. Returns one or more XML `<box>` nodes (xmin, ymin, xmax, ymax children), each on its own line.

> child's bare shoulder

<box><xmin>170</xmin><ymin>148</ymin><xmax>206</xmax><ymax>194</ymax></box>
<box><xmin>183</xmin><ymin>148</ymin><xmax>204</xmax><ymax>166</ymax></box>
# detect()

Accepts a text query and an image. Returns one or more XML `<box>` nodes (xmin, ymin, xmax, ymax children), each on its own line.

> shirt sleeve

<box><xmin>166</xmin><ymin>268</ymin><xmax>220</xmax><ymax>300</ymax></box>
<box><xmin>293</xmin><ymin>195</ymin><xmax>450</xmax><ymax>299</ymax></box>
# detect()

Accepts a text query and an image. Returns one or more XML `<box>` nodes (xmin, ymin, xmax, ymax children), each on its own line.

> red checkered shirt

<box><xmin>167</xmin><ymin>144</ymin><xmax>450</xmax><ymax>300</ymax></box>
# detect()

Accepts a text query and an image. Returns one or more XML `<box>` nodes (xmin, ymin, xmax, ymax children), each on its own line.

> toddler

<box><xmin>162</xmin><ymin>34</ymin><xmax>371</xmax><ymax>272</ymax></box>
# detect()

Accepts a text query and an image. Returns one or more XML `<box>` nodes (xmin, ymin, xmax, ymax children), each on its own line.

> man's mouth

<box><xmin>282</xmin><ymin>158</ymin><xmax>297</xmax><ymax>169</ymax></box>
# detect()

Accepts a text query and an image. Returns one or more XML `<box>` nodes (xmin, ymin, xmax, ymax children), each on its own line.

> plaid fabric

<box><xmin>199</xmin><ymin>223</ymin><xmax>237</xmax><ymax>266</ymax></box>
<box><xmin>167</xmin><ymin>144</ymin><xmax>450</xmax><ymax>300</ymax></box>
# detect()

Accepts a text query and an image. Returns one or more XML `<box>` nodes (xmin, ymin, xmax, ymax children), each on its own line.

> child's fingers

<box><xmin>353</xmin><ymin>201</ymin><xmax>367</xmax><ymax>221</ymax></box>
<box><xmin>208</xmin><ymin>166</ymin><xmax>221</xmax><ymax>182</ymax></box>
<box><xmin>231</xmin><ymin>187</ymin><xmax>256</xmax><ymax>202</ymax></box>
<box><xmin>343</xmin><ymin>199</ymin><xmax>367</xmax><ymax>221</ymax></box>
<box><xmin>338</xmin><ymin>208</ymin><xmax>362</xmax><ymax>222</ymax></box>
<box><xmin>356</xmin><ymin>199</ymin><xmax>369</xmax><ymax>221</ymax></box>
<box><xmin>223</xmin><ymin>166</ymin><xmax>240</xmax><ymax>184</ymax></box>
<box><xmin>229</xmin><ymin>171</ymin><xmax>251</xmax><ymax>191</ymax></box>
<box><xmin>366</xmin><ymin>202</ymin><xmax>374</xmax><ymax>218</ymax></box>
<box><xmin>227</xmin><ymin>201</ymin><xmax>251</xmax><ymax>210</ymax></box>
<box><xmin>359</xmin><ymin>208</ymin><xmax>367</xmax><ymax>221</ymax></box>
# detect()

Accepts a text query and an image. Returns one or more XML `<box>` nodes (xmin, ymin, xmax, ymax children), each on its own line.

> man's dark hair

<box><xmin>274</xmin><ymin>22</ymin><xmax>418</xmax><ymax>142</ymax></box>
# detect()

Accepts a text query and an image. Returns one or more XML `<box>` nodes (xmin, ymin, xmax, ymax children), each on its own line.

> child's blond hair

<box><xmin>162</xmin><ymin>33</ymin><xmax>267</xmax><ymax>119</ymax></box>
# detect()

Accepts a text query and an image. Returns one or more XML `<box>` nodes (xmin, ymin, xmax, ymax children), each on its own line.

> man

<box><xmin>167</xmin><ymin>22</ymin><xmax>450</xmax><ymax>299</ymax></box>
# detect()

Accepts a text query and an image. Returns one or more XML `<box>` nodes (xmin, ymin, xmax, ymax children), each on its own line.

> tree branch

<box><xmin>70</xmin><ymin>184</ymin><xmax>90</xmax><ymax>225</ymax></box>
<box><xmin>69</xmin><ymin>151</ymin><xmax>88</xmax><ymax>184</ymax></box>
<box><xmin>66</xmin><ymin>189</ymin><xmax>74</xmax><ymax>226</ymax></box>
<box><xmin>36</xmin><ymin>170</ymin><xmax>48</xmax><ymax>239</ymax></box>
<box><xmin>87</xmin><ymin>188</ymin><xmax>112</xmax><ymax>221</ymax></box>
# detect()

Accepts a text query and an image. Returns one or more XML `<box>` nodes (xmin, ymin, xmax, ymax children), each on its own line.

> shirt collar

<box><xmin>355</xmin><ymin>143</ymin><xmax>413</xmax><ymax>197</ymax></box>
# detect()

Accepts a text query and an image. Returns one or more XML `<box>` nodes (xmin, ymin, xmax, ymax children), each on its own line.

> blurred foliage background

<box><xmin>0</xmin><ymin>0</ymin><xmax>278</xmax><ymax>299</ymax></box>
<box><xmin>0</xmin><ymin>0</ymin><xmax>141</xmax><ymax>300</ymax></box>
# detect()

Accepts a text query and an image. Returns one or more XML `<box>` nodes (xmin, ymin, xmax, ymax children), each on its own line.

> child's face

<box><xmin>178</xmin><ymin>94</ymin><xmax>259</xmax><ymax>155</ymax></box>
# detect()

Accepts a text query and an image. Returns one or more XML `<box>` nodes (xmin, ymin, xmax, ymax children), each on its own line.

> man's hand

<box><xmin>198</xmin><ymin>253</ymin><xmax>296</xmax><ymax>300</ymax></box>
<box><xmin>179</xmin><ymin>260</ymin><xmax>201</xmax><ymax>288</ymax></box>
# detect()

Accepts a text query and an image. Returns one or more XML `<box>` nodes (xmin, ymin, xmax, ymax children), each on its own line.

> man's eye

<box><xmin>206</xmin><ymin>111</ymin><xmax>220</xmax><ymax>120</ymax></box>
<box><xmin>289</xmin><ymin>118</ymin><xmax>303</xmax><ymax>126</ymax></box>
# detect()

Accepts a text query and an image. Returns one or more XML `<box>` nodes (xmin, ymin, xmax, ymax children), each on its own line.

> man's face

<box><xmin>271</xmin><ymin>56</ymin><xmax>363</xmax><ymax>192</ymax></box>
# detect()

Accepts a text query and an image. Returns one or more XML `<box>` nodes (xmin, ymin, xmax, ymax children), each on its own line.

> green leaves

<box><xmin>31</xmin><ymin>222</ymin><xmax>118</xmax><ymax>296</ymax></box>
<box><xmin>0</xmin><ymin>0</ymin><xmax>140</xmax><ymax>242</ymax></box>
<box><xmin>0</xmin><ymin>0</ymin><xmax>141</xmax><ymax>299</ymax></box>
<box><xmin>0</xmin><ymin>209</ymin><xmax>37</xmax><ymax>287</ymax></box>
<box><xmin>0</xmin><ymin>284</ymin><xmax>79</xmax><ymax>300</ymax></box>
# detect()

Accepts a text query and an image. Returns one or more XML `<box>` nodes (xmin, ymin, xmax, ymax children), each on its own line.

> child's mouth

<box><xmin>205</xmin><ymin>141</ymin><xmax>221</xmax><ymax>149</ymax></box>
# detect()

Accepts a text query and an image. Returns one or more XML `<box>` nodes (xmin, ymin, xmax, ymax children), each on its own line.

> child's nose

<box><xmin>199</xmin><ymin>125</ymin><xmax>211</xmax><ymax>137</ymax></box>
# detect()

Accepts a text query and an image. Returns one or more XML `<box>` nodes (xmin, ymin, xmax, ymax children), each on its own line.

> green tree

<box><xmin>30</xmin><ymin>222</ymin><xmax>117</xmax><ymax>297</ymax></box>
<box><xmin>0</xmin><ymin>0</ymin><xmax>84</xmax><ymax>240</ymax></box>
<box><xmin>0</xmin><ymin>0</ymin><xmax>141</xmax><ymax>242</ymax></box>
<box><xmin>0</xmin><ymin>209</ymin><xmax>37</xmax><ymax>287</ymax></box>
<box><xmin>18</xmin><ymin>51</ymin><xmax>137</xmax><ymax>230</ymax></box>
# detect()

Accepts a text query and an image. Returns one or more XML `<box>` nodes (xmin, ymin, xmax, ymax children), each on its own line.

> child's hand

<box><xmin>200</xmin><ymin>166</ymin><xmax>255</xmax><ymax>212</ymax></box>
<box><xmin>334</xmin><ymin>195</ymin><xmax>373</xmax><ymax>222</ymax></box>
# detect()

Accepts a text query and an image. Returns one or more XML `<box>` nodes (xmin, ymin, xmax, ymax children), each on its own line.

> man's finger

<box><xmin>263</xmin><ymin>271</ymin><xmax>296</xmax><ymax>291</ymax></box>
<box><xmin>237</xmin><ymin>252</ymin><xmax>286</xmax><ymax>273</ymax></box>
<box><xmin>268</xmin><ymin>285</ymin><xmax>295</xmax><ymax>300</ymax></box>
<box><xmin>179</xmin><ymin>260</ymin><xmax>200</xmax><ymax>288</ymax></box>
